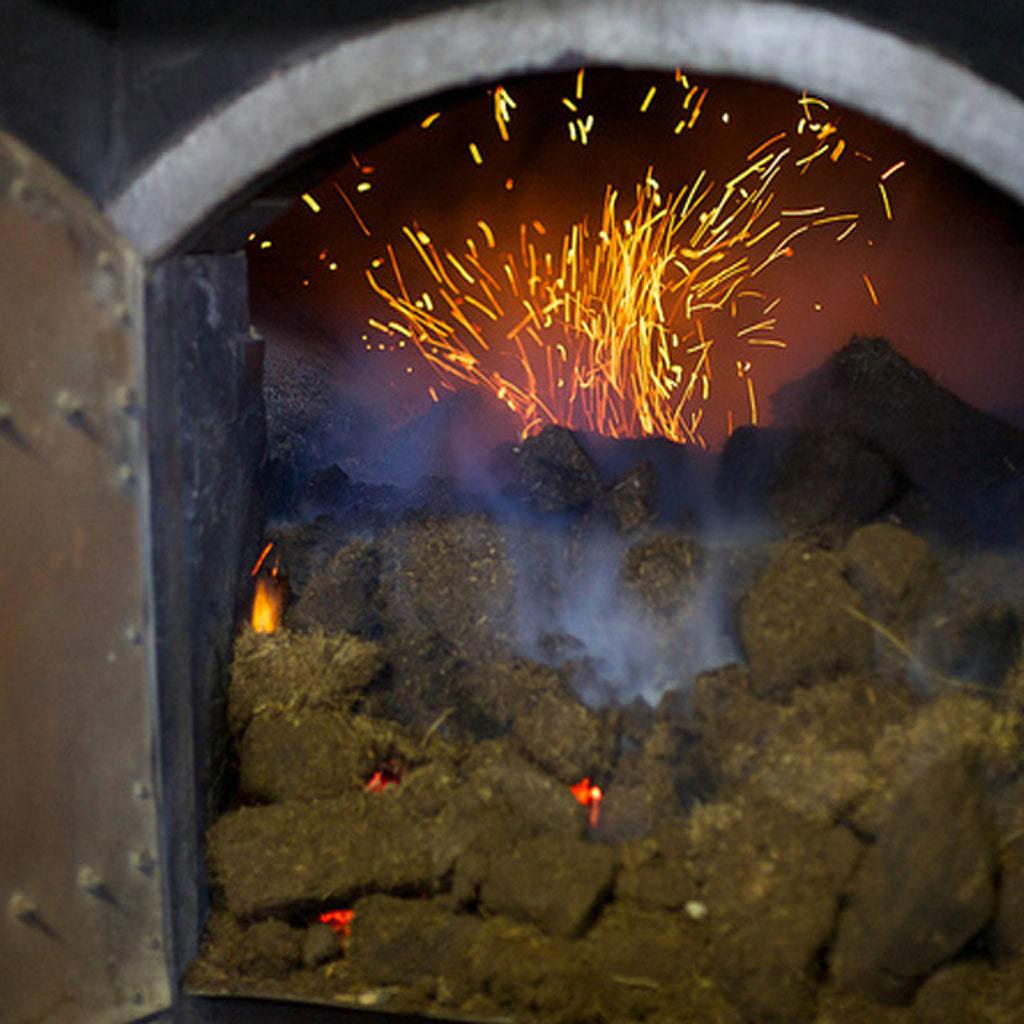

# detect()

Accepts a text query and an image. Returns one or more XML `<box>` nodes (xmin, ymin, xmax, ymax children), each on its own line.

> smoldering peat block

<box><xmin>378</xmin><ymin>513</ymin><xmax>518</xmax><ymax>651</ymax></box>
<box><xmin>207</xmin><ymin>792</ymin><xmax>436</xmax><ymax>919</ymax></box>
<box><xmin>518</xmin><ymin>424</ymin><xmax>601</xmax><ymax>513</ymax></box>
<box><xmin>289</xmin><ymin>538</ymin><xmax>382</xmax><ymax>635</ymax></box>
<box><xmin>832</xmin><ymin>754</ymin><xmax>997</xmax><ymax>1004</ymax></box>
<box><xmin>348</xmin><ymin>894</ymin><xmax>482</xmax><ymax>988</ymax></box>
<box><xmin>237</xmin><ymin>708</ymin><xmax>433</xmax><ymax>803</ymax></box>
<box><xmin>738</xmin><ymin>543</ymin><xmax>873</xmax><ymax>699</ymax></box>
<box><xmin>510</xmin><ymin>677</ymin><xmax>611</xmax><ymax>782</ymax></box>
<box><xmin>478</xmin><ymin>832</ymin><xmax>616</xmax><ymax>937</ymax></box>
<box><xmin>227</xmin><ymin>628</ymin><xmax>383</xmax><ymax>734</ymax></box>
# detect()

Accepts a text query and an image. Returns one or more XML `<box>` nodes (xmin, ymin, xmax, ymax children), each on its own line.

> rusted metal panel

<box><xmin>0</xmin><ymin>131</ymin><xmax>169</xmax><ymax>1023</ymax></box>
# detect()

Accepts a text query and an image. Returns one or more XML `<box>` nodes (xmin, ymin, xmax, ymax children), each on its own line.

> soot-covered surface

<box><xmin>189</xmin><ymin>338</ymin><xmax>1024</xmax><ymax>1024</ymax></box>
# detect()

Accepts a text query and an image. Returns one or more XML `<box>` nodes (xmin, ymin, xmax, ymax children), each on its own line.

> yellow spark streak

<box><xmin>575</xmin><ymin>68</ymin><xmax>585</xmax><ymax>100</ymax></box>
<box><xmin>300</xmin><ymin>192</ymin><xmax>321</xmax><ymax>213</ymax></box>
<box><xmin>402</xmin><ymin>226</ymin><xmax>442</xmax><ymax>284</ymax></box>
<box><xmin>812</xmin><ymin>213</ymin><xmax>857</xmax><ymax>226</ymax></box>
<box><xmin>738</xmin><ymin>319</ymin><xmax>777</xmax><ymax>337</ymax></box>
<box><xmin>477</xmin><ymin>220</ymin><xmax>496</xmax><ymax>248</ymax></box>
<box><xmin>781</xmin><ymin>205</ymin><xmax>826</xmax><ymax>217</ymax></box>
<box><xmin>464</xmin><ymin>295</ymin><xmax>499</xmax><ymax>320</ymax></box>
<box><xmin>878</xmin><ymin>180</ymin><xmax>894</xmax><ymax>220</ymax></box>
<box><xmin>881</xmin><ymin>159</ymin><xmax>906</xmax><ymax>180</ymax></box>
<box><xmin>562</xmin><ymin>97</ymin><xmax>578</xmax><ymax>112</ymax></box>
<box><xmin>863</xmin><ymin>273</ymin><xmax>880</xmax><ymax>306</ymax></box>
<box><xmin>744</xmin><ymin>220</ymin><xmax>780</xmax><ymax>248</ymax></box>
<box><xmin>640</xmin><ymin>85</ymin><xmax>657</xmax><ymax>112</ymax></box>
<box><xmin>445</xmin><ymin>253</ymin><xmax>476</xmax><ymax>284</ymax></box>
<box><xmin>332</xmin><ymin>182</ymin><xmax>371</xmax><ymax>236</ymax></box>
<box><xmin>831</xmin><ymin>138</ymin><xmax>846</xmax><ymax>161</ymax></box>
<box><xmin>492</xmin><ymin>85</ymin><xmax>516</xmax><ymax>141</ymax></box>
<box><xmin>469</xmin><ymin>142</ymin><xmax>483</xmax><ymax>165</ymax></box>
<box><xmin>747</xmin><ymin>132</ymin><xmax>786</xmax><ymax>161</ymax></box>
<box><xmin>420</xmin><ymin>112</ymin><xmax>441</xmax><ymax>129</ymax></box>
<box><xmin>746</xmin><ymin>377</ymin><xmax>758</xmax><ymax>424</ymax></box>
<box><xmin>795</xmin><ymin>144</ymin><xmax>829</xmax><ymax>170</ymax></box>
<box><xmin>687</xmin><ymin>87</ymin><xmax>708</xmax><ymax>128</ymax></box>
<box><xmin>356</xmin><ymin>181</ymin><xmax>372</xmax><ymax>193</ymax></box>
<box><xmin>836</xmin><ymin>220</ymin><xmax>858</xmax><ymax>242</ymax></box>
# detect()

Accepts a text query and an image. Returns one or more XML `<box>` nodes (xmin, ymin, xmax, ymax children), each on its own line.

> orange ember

<box><xmin>318</xmin><ymin>908</ymin><xmax>355</xmax><ymax>936</ymax></box>
<box><xmin>364</xmin><ymin>760</ymin><xmax>404</xmax><ymax>791</ymax></box>
<box><xmin>570</xmin><ymin>777</ymin><xmax>603</xmax><ymax>827</ymax></box>
<box><xmin>250</xmin><ymin>542</ymin><xmax>286</xmax><ymax>633</ymax></box>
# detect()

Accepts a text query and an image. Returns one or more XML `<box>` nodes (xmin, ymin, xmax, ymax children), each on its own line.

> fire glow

<box><xmin>570</xmin><ymin>777</ymin><xmax>603</xmax><ymax>827</ymax></box>
<box><xmin>318</xmin><ymin>908</ymin><xmax>355</xmax><ymax>937</ymax></box>
<box><xmin>250</xmin><ymin>542</ymin><xmax>285</xmax><ymax>633</ymax></box>
<box><xmin>308</xmin><ymin>74</ymin><xmax>898</xmax><ymax>447</ymax></box>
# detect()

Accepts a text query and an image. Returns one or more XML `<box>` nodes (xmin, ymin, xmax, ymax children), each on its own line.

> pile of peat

<box><xmin>188</xmin><ymin>338</ymin><xmax>1024</xmax><ymax>1024</ymax></box>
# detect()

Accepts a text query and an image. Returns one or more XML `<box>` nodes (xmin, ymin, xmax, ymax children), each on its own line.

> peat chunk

<box><xmin>616</xmin><ymin>825</ymin><xmax>698</xmax><ymax>912</ymax></box>
<box><xmin>479</xmin><ymin>833</ymin><xmax>617</xmax><ymax>937</ymax></box>
<box><xmin>301</xmin><ymin>922</ymin><xmax>342</xmax><ymax>969</ymax></box>
<box><xmin>690</xmin><ymin>797</ymin><xmax>860</xmax><ymax>1024</ymax></box>
<box><xmin>737</xmin><ymin>545</ymin><xmax>873</xmax><ymax>700</ymax></box>
<box><xmin>348</xmin><ymin>894</ymin><xmax>481</xmax><ymax>988</ymax></box>
<box><xmin>768</xmin><ymin>425</ymin><xmax>898</xmax><ymax>545</ymax></box>
<box><xmin>604</xmin><ymin>458</ymin><xmax>659</xmax><ymax>533</ymax></box>
<box><xmin>464</xmin><ymin>918</ymin><xmax>591</xmax><ymax>1019</ymax></box>
<box><xmin>773</xmin><ymin>336</ymin><xmax>1024</xmax><ymax>543</ymax></box>
<box><xmin>843</xmin><ymin>522</ymin><xmax>941</xmax><ymax>626</ymax></box>
<box><xmin>233</xmin><ymin>919</ymin><xmax>305</xmax><ymax>979</ymax></box>
<box><xmin>237</xmin><ymin>709</ymin><xmax>375</xmax><ymax>802</ymax></box>
<box><xmin>512</xmin><ymin>678</ymin><xmax>610</xmax><ymax>783</ymax></box>
<box><xmin>227</xmin><ymin>629</ymin><xmax>382</xmax><ymax>735</ymax></box>
<box><xmin>916</xmin><ymin>554</ymin><xmax>1023</xmax><ymax>689</ymax></box>
<box><xmin>621</xmin><ymin>533</ymin><xmax>705</xmax><ymax>617</ymax></box>
<box><xmin>831</xmin><ymin>754</ymin><xmax>997</xmax><ymax>1004</ymax></box>
<box><xmin>289</xmin><ymin>539</ymin><xmax>382</xmax><ymax>636</ymax></box>
<box><xmin>207</xmin><ymin>792</ymin><xmax>437</xmax><ymax>920</ymax></box>
<box><xmin>237</xmin><ymin>709</ymin><xmax>430</xmax><ymax>803</ymax></box>
<box><xmin>518</xmin><ymin>425</ymin><xmax>601</xmax><ymax>513</ymax></box>
<box><xmin>378</xmin><ymin>514</ymin><xmax>517</xmax><ymax>652</ymax></box>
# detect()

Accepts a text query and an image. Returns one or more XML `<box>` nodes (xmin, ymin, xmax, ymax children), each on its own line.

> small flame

<box><xmin>364</xmin><ymin>760</ymin><xmax>404</xmax><ymax>792</ymax></box>
<box><xmin>250</xmin><ymin>543</ymin><xmax>285</xmax><ymax>633</ymax></box>
<box><xmin>319</xmin><ymin>908</ymin><xmax>355</xmax><ymax>936</ymax></box>
<box><xmin>570</xmin><ymin>777</ymin><xmax>603</xmax><ymax>828</ymax></box>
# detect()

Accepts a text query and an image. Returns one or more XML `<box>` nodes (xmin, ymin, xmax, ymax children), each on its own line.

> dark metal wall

<box><xmin>1</xmin><ymin>0</ymin><xmax>1022</xmax><ymax>210</ymax></box>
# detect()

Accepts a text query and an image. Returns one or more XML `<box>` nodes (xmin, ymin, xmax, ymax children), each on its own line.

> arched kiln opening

<box><xmin>151</xmin><ymin>38</ymin><xmax>1024</xmax><ymax>1023</ymax></box>
<box><xmin>4</xmin><ymin>4</ymin><xmax>1024</xmax><ymax>1024</ymax></box>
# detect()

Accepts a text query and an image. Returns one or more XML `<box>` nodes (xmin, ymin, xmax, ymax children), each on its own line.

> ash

<box><xmin>190</xmin><ymin>338</ymin><xmax>1024</xmax><ymax>1024</ymax></box>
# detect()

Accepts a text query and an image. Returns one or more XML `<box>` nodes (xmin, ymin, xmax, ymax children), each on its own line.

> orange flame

<box><xmin>250</xmin><ymin>542</ymin><xmax>285</xmax><ymax>633</ymax></box>
<box><xmin>570</xmin><ymin>777</ymin><xmax>603</xmax><ymax>828</ymax></box>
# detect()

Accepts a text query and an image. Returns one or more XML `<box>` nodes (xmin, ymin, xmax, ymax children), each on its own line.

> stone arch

<box><xmin>105</xmin><ymin>0</ymin><xmax>1024</xmax><ymax>259</ymax></box>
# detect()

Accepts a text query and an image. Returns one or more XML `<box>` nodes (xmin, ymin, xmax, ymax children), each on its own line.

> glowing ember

<box><xmin>570</xmin><ymin>777</ymin><xmax>603</xmax><ymax>827</ymax></box>
<box><xmin>364</xmin><ymin>760</ymin><xmax>404</xmax><ymax>791</ymax></box>
<box><xmin>318</xmin><ymin>908</ymin><xmax>355</xmax><ymax>936</ymax></box>
<box><xmin>250</xmin><ymin>542</ymin><xmax>286</xmax><ymax>633</ymax></box>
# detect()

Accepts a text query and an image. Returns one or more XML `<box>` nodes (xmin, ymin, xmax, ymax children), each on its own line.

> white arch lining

<box><xmin>105</xmin><ymin>0</ymin><xmax>1024</xmax><ymax>260</ymax></box>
